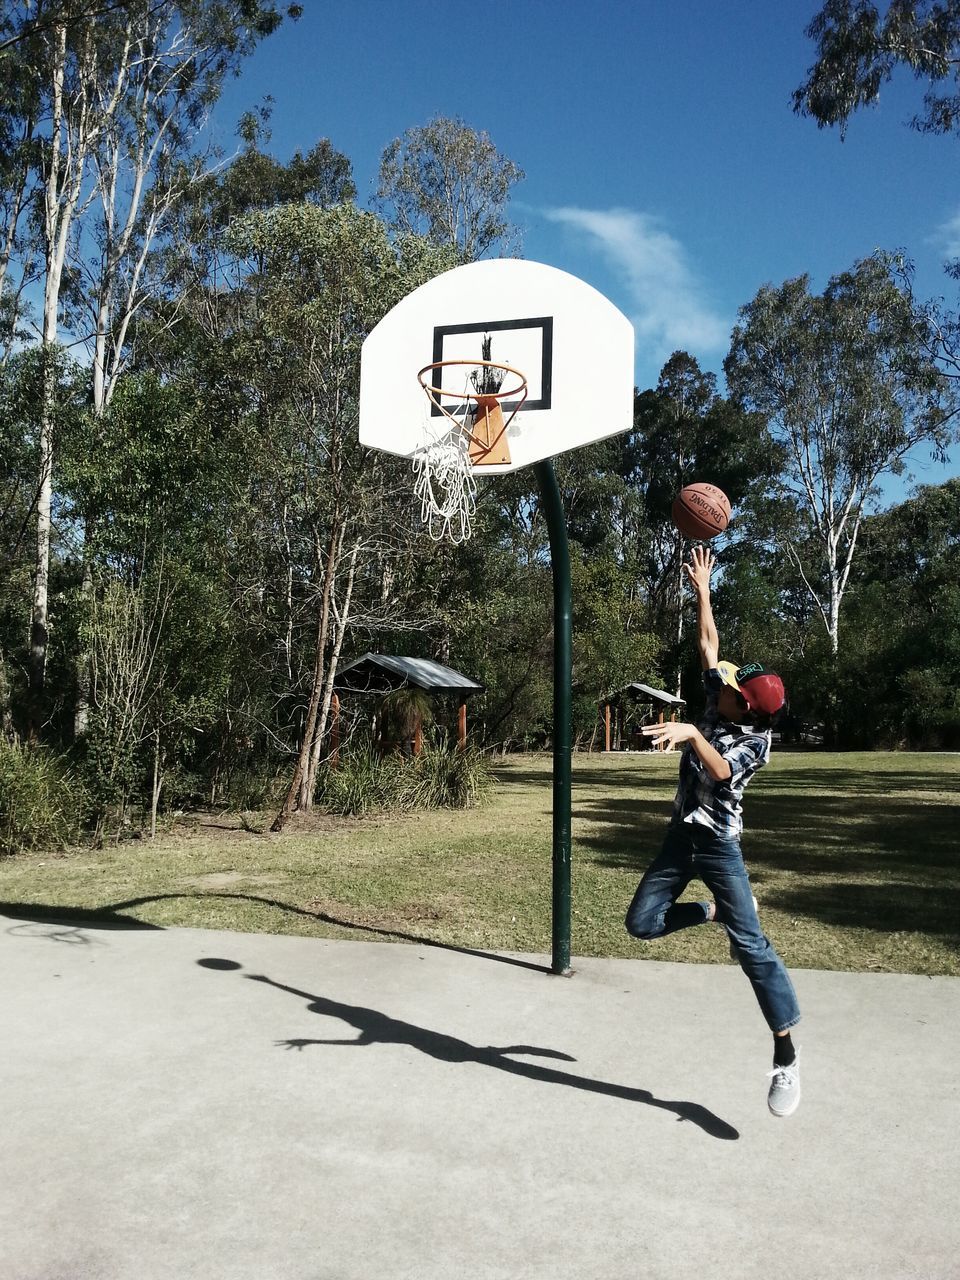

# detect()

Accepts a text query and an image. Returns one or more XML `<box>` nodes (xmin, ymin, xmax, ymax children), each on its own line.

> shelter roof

<box><xmin>606</xmin><ymin>682</ymin><xmax>686</xmax><ymax>707</ymax></box>
<box><xmin>334</xmin><ymin>653</ymin><xmax>484</xmax><ymax>695</ymax></box>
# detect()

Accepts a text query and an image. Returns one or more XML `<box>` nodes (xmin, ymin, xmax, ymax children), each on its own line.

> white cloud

<box><xmin>935</xmin><ymin>209</ymin><xmax>960</xmax><ymax>260</ymax></box>
<box><xmin>542</xmin><ymin>206</ymin><xmax>729</xmax><ymax>364</ymax></box>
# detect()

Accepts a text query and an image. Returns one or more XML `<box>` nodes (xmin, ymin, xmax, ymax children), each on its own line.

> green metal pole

<box><xmin>533</xmin><ymin>459</ymin><xmax>573</xmax><ymax>976</ymax></box>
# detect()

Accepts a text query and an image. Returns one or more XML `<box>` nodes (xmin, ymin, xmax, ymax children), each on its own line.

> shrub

<box><xmin>315</xmin><ymin>746</ymin><xmax>492</xmax><ymax>816</ymax></box>
<box><xmin>398</xmin><ymin>746</ymin><xmax>493</xmax><ymax>810</ymax></box>
<box><xmin>314</xmin><ymin>748</ymin><xmax>405</xmax><ymax>816</ymax></box>
<box><xmin>0</xmin><ymin>739</ymin><xmax>89</xmax><ymax>855</ymax></box>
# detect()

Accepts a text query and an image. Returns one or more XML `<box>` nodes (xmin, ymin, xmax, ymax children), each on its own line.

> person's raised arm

<box><xmin>684</xmin><ymin>545</ymin><xmax>719</xmax><ymax>671</ymax></box>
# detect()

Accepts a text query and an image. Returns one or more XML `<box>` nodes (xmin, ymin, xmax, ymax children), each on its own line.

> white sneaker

<box><xmin>766</xmin><ymin>1051</ymin><xmax>801</xmax><ymax>1117</ymax></box>
<box><xmin>726</xmin><ymin>895</ymin><xmax>759</xmax><ymax>961</ymax></box>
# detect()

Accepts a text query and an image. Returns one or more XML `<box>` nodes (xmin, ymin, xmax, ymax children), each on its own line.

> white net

<box><xmin>412</xmin><ymin>422</ymin><xmax>477</xmax><ymax>543</ymax></box>
<box><xmin>413</xmin><ymin>376</ymin><xmax>478</xmax><ymax>544</ymax></box>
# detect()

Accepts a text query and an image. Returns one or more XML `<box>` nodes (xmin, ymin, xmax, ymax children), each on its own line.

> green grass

<box><xmin>1</xmin><ymin>751</ymin><xmax>958</xmax><ymax>975</ymax></box>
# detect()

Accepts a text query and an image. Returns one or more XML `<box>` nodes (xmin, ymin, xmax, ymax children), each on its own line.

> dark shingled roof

<box><xmin>334</xmin><ymin>653</ymin><xmax>484</xmax><ymax>695</ymax></box>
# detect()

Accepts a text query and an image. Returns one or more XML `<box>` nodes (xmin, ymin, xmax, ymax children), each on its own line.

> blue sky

<box><xmin>211</xmin><ymin>0</ymin><xmax>959</xmax><ymax>501</ymax></box>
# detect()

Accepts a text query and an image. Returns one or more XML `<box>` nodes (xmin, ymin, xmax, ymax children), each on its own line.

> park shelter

<box><xmin>333</xmin><ymin>653</ymin><xmax>484</xmax><ymax>755</ymax></box>
<box><xmin>600</xmin><ymin>682</ymin><xmax>685</xmax><ymax>752</ymax></box>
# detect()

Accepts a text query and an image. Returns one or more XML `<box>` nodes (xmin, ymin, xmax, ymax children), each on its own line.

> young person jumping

<box><xmin>625</xmin><ymin>544</ymin><xmax>801</xmax><ymax>1117</ymax></box>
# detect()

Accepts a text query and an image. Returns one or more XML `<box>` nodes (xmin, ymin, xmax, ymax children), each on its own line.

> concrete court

<box><xmin>1</xmin><ymin>910</ymin><xmax>957</xmax><ymax>1280</ymax></box>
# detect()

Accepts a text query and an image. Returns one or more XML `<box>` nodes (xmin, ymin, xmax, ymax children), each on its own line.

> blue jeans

<box><xmin>625</xmin><ymin>822</ymin><xmax>801</xmax><ymax>1033</ymax></box>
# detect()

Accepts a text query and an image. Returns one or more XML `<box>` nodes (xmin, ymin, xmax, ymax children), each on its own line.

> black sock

<box><xmin>773</xmin><ymin>1033</ymin><xmax>796</xmax><ymax>1067</ymax></box>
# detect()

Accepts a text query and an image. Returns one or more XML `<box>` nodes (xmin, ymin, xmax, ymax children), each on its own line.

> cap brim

<box><xmin>716</xmin><ymin>661</ymin><xmax>742</xmax><ymax>691</ymax></box>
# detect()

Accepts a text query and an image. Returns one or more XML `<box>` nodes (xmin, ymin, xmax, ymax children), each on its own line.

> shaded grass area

<box><xmin>1</xmin><ymin>752</ymin><xmax>958</xmax><ymax>975</ymax></box>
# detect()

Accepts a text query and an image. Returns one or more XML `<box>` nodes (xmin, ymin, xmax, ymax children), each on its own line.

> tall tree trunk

<box><xmin>74</xmin><ymin>554</ymin><xmax>93</xmax><ymax>738</ymax></box>
<box><xmin>271</xmin><ymin>515</ymin><xmax>342</xmax><ymax>832</ymax></box>
<box><xmin>0</xmin><ymin>650</ymin><xmax>15</xmax><ymax>741</ymax></box>
<box><xmin>305</xmin><ymin>535</ymin><xmax>361</xmax><ymax>801</ymax></box>
<box><xmin>28</xmin><ymin>344</ymin><xmax>56</xmax><ymax>734</ymax></box>
<box><xmin>828</xmin><ymin>581</ymin><xmax>840</xmax><ymax>656</ymax></box>
<box><xmin>150</xmin><ymin>727</ymin><xmax>163</xmax><ymax>839</ymax></box>
<box><xmin>271</xmin><ymin>612</ymin><xmax>325</xmax><ymax>833</ymax></box>
<box><xmin>29</xmin><ymin>20</ymin><xmax>80</xmax><ymax>737</ymax></box>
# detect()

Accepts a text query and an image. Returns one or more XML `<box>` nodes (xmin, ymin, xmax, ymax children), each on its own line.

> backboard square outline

<box><xmin>430</xmin><ymin>316</ymin><xmax>553</xmax><ymax>416</ymax></box>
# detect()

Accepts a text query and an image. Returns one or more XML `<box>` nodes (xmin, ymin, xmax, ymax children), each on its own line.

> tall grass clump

<box><xmin>398</xmin><ymin>746</ymin><xmax>493</xmax><ymax>810</ymax></box>
<box><xmin>315</xmin><ymin>746</ymin><xmax>492</xmax><ymax>816</ymax></box>
<box><xmin>314</xmin><ymin>748</ymin><xmax>405</xmax><ymax>816</ymax></box>
<box><xmin>0</xmin><ymin>739</ymin><xmax>89</xmax><ymax>855</ymax></box>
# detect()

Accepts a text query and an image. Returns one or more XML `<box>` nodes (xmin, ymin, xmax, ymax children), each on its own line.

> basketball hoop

<box><xmin>413</xmin><ymin>359</ymin><xmax>528</xmax><ymax>544</ymax></box>
<box><xmin>359</xmin><ymin>257</ymin><xmax>637</xmax><ymax>979</ymax></box>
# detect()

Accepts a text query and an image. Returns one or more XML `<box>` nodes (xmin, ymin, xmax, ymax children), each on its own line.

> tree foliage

<box><xmin>0</xmin><ymin>0</ymin><xmax>301</xmax><ymax>735</ymax></box>
<box><xmin>376</xmin><ymin>115</ymin><xmax>525</xmax><ymax>259</ymax></box>
<box><xmin>826</xmin><ymin>479</ymin><xmax>960</xmax><ymax>745</ymax></box>
<box><xmin>795</xmin><ymin>1</ymin><xmax>960</xmax><ymax>137</ymax></box>
<box><xmin>3</xmin><ymin>48</ymin><xmax>957</xmax><ymax>843</ymax></box>
<box><xmin>623</xmin><ymin>353</ymin><xmax>782</xmax><ymax>687</ymax></box>
<box><xmin>725</xmin><ymin>251</ymin><xmax>957</xmax><ymax>653</ymax></box>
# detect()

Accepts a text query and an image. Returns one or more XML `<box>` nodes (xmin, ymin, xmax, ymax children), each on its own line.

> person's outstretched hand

<box><xmin>640</xmin><ymin>722</ymin><xmax>701</xmax><ymax>750</ymax></box>
<box><xmin>684</xmin><ymin>543</ymin><xmax>715</xmax><ymax>593</ymax></box>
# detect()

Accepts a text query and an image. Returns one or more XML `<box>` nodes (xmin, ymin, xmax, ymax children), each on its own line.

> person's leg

<box><xmin>694</xmin><ymin>834</ymin><xmax>800</xmax><ymax>1033</ymax></box>
<box><xmin>625</xmin><ymin>824</ymin><xmax>710</xmax><ymax>940</ymax></box>
<box><xmin>693</xmin><ymin>832</ymin><xmax>802</xmax><ymax>1115</ymax></box>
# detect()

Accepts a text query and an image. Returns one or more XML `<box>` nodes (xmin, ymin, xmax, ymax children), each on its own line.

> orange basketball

<box><xmin>671</xmin><ymin>483</ymin><xmax>731</xmax><ymax>540</ymax></box>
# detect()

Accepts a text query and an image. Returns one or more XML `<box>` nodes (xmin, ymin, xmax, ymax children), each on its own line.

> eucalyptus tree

<box><xmin>794</xmin><ymin>4</ymin><xmax>960</xmax><ymax>385</ymax></box>
<box><xmin>123</xmin><ymin>142</ymin><xmax>366</xmax><ymax>805</ymax></box>
<box><xmin>794</xmin><ymin>1</ymin><xmax>960</xmax><ymax>138</ymax></box>
<box><xmin>376</xmin><ymin>116</ymin><xmax>525</xmax><ymax>260</ymax></box>
<box><xmin>803</xmin><ymin>478</ymin><xmax>960</xmax><ymax>746</ymax></box>
<box><xmin>220</xmin><ymin>203</ymin><xmax>455</xmax><ymax>827</ymax></box>
<box><xmin>725</xmin><ymin>251</ymin><xmax>957</xmax><ymax>657</ymax></box>
<box><xmin>139</xmin><ymin>134</ymin><xmax>357</xmax><ymax>368</ymax></box>
<box><xmin>627</xmin><ymin>352</ymin><xmax>781</xmax><ymax>690</ymax></box>
<box><xmin>0</xmin><ymin>344</ymin><xmax>87</xmax><ymax>740</ymax></box>
<box><xmin>4</xmin><ymin>0</ymin><xmax>298</xmax><ymax>734</ymax></box>
<box><xmin>75</xmin><ymin>4</ymin><xmax>303</xmax><ymax>417</ymax></box>
<box><xmin>0</xmin><ymin>8</ymin><xmax>39</xmax><ymax>363</ymax></box>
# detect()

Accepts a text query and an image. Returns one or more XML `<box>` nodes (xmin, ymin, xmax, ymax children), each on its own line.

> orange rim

<box><xmin>417</xmin><ymin>360</ymin><xmax>528</xmax><ymax>451</ymax></box>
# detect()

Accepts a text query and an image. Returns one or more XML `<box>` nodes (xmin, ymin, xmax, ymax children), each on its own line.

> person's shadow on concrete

<box><xmin>198</xmin><ymin>958</ymin><xmax>739</xmax><ymax>1141</ymax></box>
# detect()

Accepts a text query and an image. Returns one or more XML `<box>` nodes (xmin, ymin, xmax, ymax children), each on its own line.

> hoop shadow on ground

<box><xmin>0</xmin><ymin>893</ymin><xmax>551</xmax><ymax>972</ymax></box>
<box><xmin>197</xmin><ymin>957</ymin><xmax>739</xmax><ymax>1142</ymax></box>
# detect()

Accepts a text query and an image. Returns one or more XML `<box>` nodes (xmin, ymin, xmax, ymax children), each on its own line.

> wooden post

<box><xmin>414</xmin><ymin>713</ymin><xmax>422</xmax><ymax>757</ymax></box>
<box><xmin>458</xmin><ymin>701</ymin><xmax>467</xmax><ymax>749</ymax></box>
<box><xmin>604</xmin><ymin>701</ymin><xmax>611</xmax><ymax>752</ymax></box>
<box><xmin>657</xmin><ymin>709</ymin><xmax>664</xmax><ymax>752</ymax></box>
<box><xmin>330</xmin><ymin>692</ymin><xmax>340</xmax><ymax>768</ymax></box>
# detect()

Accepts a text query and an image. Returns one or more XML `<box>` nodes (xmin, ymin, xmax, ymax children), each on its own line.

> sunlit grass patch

<box><xmin>1</xmin><ymin>751</ymin><xmax>958</xmax><ymax>974</ymax></box>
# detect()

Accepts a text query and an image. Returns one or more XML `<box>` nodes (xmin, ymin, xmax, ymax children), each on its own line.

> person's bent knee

<box><xmin>625</xmin><ymin>908</ymin><xmax>660</xmax><ymax>940</ymax></box>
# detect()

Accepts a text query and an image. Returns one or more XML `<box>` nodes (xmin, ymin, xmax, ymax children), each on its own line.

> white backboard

<box><xmin>359</xmin><ymin>258</ymin><xmax>635</xmax><ymax>475</ymax></box>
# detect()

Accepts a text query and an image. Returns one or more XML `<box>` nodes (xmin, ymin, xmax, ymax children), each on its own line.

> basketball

<box><xmin>671</xmin><ymin>483</ymin><xmax>731</xmax><ymax>540</ymax></box>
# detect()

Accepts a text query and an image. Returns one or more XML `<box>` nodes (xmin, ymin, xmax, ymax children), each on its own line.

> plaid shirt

<box><xmin>671</xmin><ymin>669</ymin><xmax>772</xmax><ymax>837</ymax></box>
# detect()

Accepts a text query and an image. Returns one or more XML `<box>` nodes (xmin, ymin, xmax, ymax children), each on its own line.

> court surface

<box><xmin>1</xmin><ymin>910</ymin><xmax>956</xmax><ymax>1279</ymax></box>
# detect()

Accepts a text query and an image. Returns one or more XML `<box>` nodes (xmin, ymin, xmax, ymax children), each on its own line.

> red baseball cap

<box><xmin>734</xmin><ymin>663</ymin><xmax>786</xmax><ymax>716</ymax></box>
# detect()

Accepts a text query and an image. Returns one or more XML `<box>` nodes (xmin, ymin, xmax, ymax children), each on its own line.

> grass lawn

<box><xmin>1</xmin><ymin>751</ymin><xmax>958</xmax><ymax>975</ymax></box>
